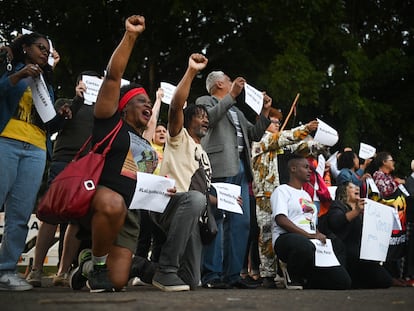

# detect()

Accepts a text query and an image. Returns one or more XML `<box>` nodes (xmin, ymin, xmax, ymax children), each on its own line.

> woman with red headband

<box><xmin>68</xmin><ymin>15</ymin><xmax>164</xmax><ymax>293</ymax></box>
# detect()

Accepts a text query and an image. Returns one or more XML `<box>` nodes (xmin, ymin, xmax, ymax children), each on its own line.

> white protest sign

<box><xmin>391</xmin><ymin>207</ymin><xmax>402</xmax><ymax>230</ymax></box>
<box><xmin>22</xmin><ymin>28</ymin><xmax>31</xmax><ymax>35</ymax></box>
<box><xmin>212</xmin><ymin>182</ymin><xmax>242</xmax><ymax>214</ymax></box>
<box><xmin>328</xmin><ymin>186</ymin><xmax>337</xmax><ymax>200</ymax></box>
<box><xmin>316</xmin><ymin>154</ymin><xmax>325</xmax><ymax>177</ymax></box>
<box><xmin>398</xmin><ymin>184</ymin><xmax>410</xmax><ymax>197</ymax></box>
<box><xmin>83</xmin><ymin>75</ymin><xmax>103</xmax><ymax>105</ymax></box>
<box><xmin>29</xmin><ymin>75</ymin><xmax>56</xmax><ymax>123</ymax></box>
<box><xmin>311</xmin><ymin>239</ymin><xmax>340</xmax><ymax>267</ymax></box>
<box><xmin>366</xmin><ymin>177</ymin><xmax>380</xmax><ymax>195</ymax></box>
<box><xmin>313</xmin><ymin>119</ymin><xmax>338</xmax><ymax>147</ymax></box>
<box><xmin>121</xmin><ymin>78</ymin><xmax>130</xmax><ymax>87</ymax></box>
<box><xmin>360</xmin><ymin>199</ymin><xmax>393</xmax><ymax>261</ymax></box>
<box><xmin>244</xmin><ymin>83</ymin><xmax>263</xmax><ymax>115</ymax></box>
<box><xmin>359</xmin><ymin>143</ymin><xmax>376</xmax><ymax>160</ymax></box>
<box><xmin>327</xmin><ymin>151</ymin><xmax>339</xmax><ymax>178</ymax></box>
<box><xmin>160</xmin><ymin>82</ymin><xmax>177</xmax><ymax>105</ymax></box>
<box><xmin>129</xmin><ymin>172</ymin><xmax>175</xmax><ymax>213</ymax></box>
<box><xmin>22</xmin><ymin>28</ymin><xmax>54</xmax><ymax>66</ymax></box>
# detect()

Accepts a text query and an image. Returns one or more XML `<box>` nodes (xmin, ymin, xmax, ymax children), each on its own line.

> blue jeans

<box><xmin>202</xmin><ymin>159</ymin><xmax>250</xmax><ymax>284</ymax></box>
<box><xmin>0</xmin><ymin>137</ymin><xmax>46</xmax><ymax>271</ymax></box>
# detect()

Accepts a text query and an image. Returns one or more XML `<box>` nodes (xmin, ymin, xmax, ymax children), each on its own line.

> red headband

<box><xmin>118</xmin><ymin>87</ymin><xmax>148</xmax><ymax>112</ymax></box>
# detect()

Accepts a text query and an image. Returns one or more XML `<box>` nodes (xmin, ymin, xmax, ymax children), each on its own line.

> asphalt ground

<box><xmin>1</xmin><ymin>276</ymin><xmax>413</xmax><ymax>311</ymax></box>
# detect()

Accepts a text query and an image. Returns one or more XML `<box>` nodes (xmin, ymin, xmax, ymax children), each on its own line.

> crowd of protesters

<box><xmin>0</xmin><ymin>14</ymin><xmax>413</xmax><ymax>292</ymax></box>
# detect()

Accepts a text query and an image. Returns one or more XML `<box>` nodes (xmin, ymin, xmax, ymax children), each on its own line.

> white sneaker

<box><xmin>0</xmin><ymin>271</ymin><xmax>33</xmax><ymax>291</ymax></box>
<box><xmin>132</xmin><ymin>277</ymin><xmax>148</xmax><ymax>286</ymax></box>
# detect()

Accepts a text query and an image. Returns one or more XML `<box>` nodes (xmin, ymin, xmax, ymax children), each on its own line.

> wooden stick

<box><xmin>280</xmin><ymin>93</ymin><xmax>300</xmax><ymax>132</ymax></box>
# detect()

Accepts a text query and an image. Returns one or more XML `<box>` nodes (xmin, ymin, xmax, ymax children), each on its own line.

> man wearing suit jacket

<box><xmin>196</xmin><ymin>71</ymin><xmax>271</xmax><ymax>288</ymax></box>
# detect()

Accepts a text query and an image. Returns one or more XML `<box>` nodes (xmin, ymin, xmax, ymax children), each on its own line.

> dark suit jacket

<box><xmin>196</xmin><ymin>93</ymin><xmax>270</xmax><ymax>180</ymax></box>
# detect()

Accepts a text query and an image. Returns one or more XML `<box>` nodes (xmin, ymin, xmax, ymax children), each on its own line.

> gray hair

<box><xmin>206</xmin><ymin>71</ymin><xmax>226</xmax><ymax>94</ymax></box>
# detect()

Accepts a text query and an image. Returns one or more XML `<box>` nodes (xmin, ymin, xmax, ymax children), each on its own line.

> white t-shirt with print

<box><xmin>270</xmin><ymin>184</ymin><xmax>317</xmax><ymax>247</ymax></box>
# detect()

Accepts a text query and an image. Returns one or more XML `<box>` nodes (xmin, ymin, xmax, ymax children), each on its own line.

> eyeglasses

<box><xmin>270</xmin><ymin>120</ymin><xmax>280</xmax><ymax>125</ymax></box>
<box><xmin>33</xmin><ymin>43</ymin><xmax>51</xmax><ymax>56</ymax></box>
<box><xmin>387</xmin><ymin>159</ymin><xmax>395</xmax><ymax>162</ymax></box>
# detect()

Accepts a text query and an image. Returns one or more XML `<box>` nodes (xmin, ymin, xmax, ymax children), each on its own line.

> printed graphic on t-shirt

<box><xmin>189</xmin><ymin>145</ymin><xmax>212</xmax><ymax>194</ymax></box>
<box><xmin>291</xmin><ymin>198</ymin><xmax>317</xmax><ymax>232</ymax></box>
<box><xmin>15</xmin><ymin>88</ymin><xmax>36</xmax><ymax>123</ymax></box>
<box><xmin>121</xmin><ymin>132</ymin><xmax>158</xmax><ymax>179</ymax></box>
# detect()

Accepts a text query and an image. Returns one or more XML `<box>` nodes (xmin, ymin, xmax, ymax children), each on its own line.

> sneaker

<box><xmin>231</xmin><ymin>276</ymin><xmax>262</xmax><ymax>289</ymax></box>
<box><xmin>86</xmin><ymin>265</ymin><xmax>115</xmax><ymax>293</ymax></box>
<box><xmin>69</xmin><ymin>248</ymin><xmax>92</xmax><ymax>290</ymax></box>
<box><xmin>131</xmin><ymin>276</ymin><xmax>150</xmax><ymax>286</ymax></box>
<box><xmin>26</xmin><ymin>269</ymin><xmax>42</xmax><ymax>287</ymax></box>
<box><xmin>279</xmin><ymin>260</ymin><xmax>303</xmax><ymax>290</ymax></box>
<box><xmin>0</xmin><ymin>271</ymin><xmax>33</xmax><ymax>291</ymax></box>
<box><xmin>152</xmin><ymin>271</ymin><xmax>190</xmax><ymax>292</ymax></box>
<box><xmin>202</xmin><ymin>278</ymin><xmax>231</xmax><ymax>289</ymax></box>
<box><xmin>262</xmin><ymin>276</ymin><xmax>277</xmax><ymax>289</ymax></box>
<box><xmin>52</xmin><ymin>272</ymin><xmax>69</xmax><ymax>287</ymax></box>
<box><xmin>129</xmin><ymin>255</ymin><xmax>157</xmax><ymax>284</ymax></box>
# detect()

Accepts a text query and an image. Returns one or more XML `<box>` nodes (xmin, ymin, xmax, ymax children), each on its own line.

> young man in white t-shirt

<box><xmin>271</xmin><ymin>155</ymin><xmax>351</xmax><ymax>290</ymax></box>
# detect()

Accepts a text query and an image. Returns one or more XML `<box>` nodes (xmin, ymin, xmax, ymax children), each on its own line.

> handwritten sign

<box><xmin>244</xmin><ymin>83</ymin><xmax>263</xmax><ymax>115</ymax></box>
<box><xmin>360</xmin><ymin>199</ymin><xmax>393</xmax><ymax>261</ymax></box>
<box><xmin>212</xmin><ymin>182</ymin><xmax>242</xmax><ymax>214</ymax></box>
<box><xmin>313</xmin><ymin>119</ymin><xmax>338</xmax><ymax>147</ymax></box>
<box><xmin>29</xmin><ymin>75</ymin><xmax>56</xmax><ymax>123</ymax></box>
<box><xmin>129</xmin><ymin>172</ymin><xmax>175</xmax><ymax>213</ymax></box>
<box><xmin>83</xmin><ymin>75</ymin><xmax>103</xmax><ymax>105</ymax></box>
<box><xmin>359</xmin><ymin>142</ymin><xmax>376</xmax><ymax>160</ymax></box>
<box><xmin>311</xmin><ymin>239</ymin><xmax>340</xmax><ymax>267</ymax></box>
<box><xmin>160</xmin><ymin>82</ymin><xmax>177</xmax><ymax>105</ymax></box>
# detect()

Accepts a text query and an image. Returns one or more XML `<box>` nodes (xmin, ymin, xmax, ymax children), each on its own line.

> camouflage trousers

<box><xmin>256</xmin><ymin>196</ymin><xmax>277</xmax><ymax>278</ymax></box>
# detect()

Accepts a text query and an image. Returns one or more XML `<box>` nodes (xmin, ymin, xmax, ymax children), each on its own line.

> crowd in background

<box><xmin>0</xmin><ymin>14</ymin><xmax>413</xmax><ymax>293</ymax></box>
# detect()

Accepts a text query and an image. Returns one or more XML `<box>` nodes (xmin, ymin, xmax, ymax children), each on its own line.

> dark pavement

<box><xmin>1</xmin><ymin>276</ymin><xmax>413</xmax><ymax>311</ymax></box>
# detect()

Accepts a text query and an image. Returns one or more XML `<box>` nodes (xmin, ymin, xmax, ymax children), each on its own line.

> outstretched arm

<box><xmin>94</xmin><ymin>15</ymin><xmax>145</xmax><ymax>119</ymax></box>
<box><xmin>168</xmin><ymin>53</ymin><xmax>208</xmax><ymax>137</ymax></box>
<box><xmin>143</xmin><ymin>87</ymin><xmax>163</xmax><ymax>142</ymax></box>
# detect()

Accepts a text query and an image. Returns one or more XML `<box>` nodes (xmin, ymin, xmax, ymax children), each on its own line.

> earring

<box><xmin>23</xmin><ymin>50</ymin><xmax>27</xmax><ymax>54</ymax></box>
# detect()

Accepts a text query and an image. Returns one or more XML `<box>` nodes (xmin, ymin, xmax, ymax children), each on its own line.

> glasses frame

<box><xmin>33</xmin><ymin>42</ymin><xmax>51</xmax><ymax>57</ymax></box>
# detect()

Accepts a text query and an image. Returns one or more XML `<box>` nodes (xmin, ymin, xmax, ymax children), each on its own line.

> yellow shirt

<box><xmin>151</xmin><ymin>142</ymin><xmax>164</xmax><ymax>175</ymax></box>
<box><xmin>0</xmin><ymin>87</ymin><xmax>46</xmax><ymax>150</ymax></box>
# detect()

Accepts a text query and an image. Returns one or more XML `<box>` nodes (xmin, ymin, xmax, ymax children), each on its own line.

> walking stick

<box><xmin>280</xmin><ymin>93</ymin><xmax>300</xmax><ymax>132</ymax></box>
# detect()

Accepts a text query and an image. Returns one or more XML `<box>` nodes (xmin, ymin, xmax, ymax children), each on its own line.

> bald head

<box><xmin>287</xmin><ymin>156</ymin><xmax>311</xmax><ymax>187</ymax></box>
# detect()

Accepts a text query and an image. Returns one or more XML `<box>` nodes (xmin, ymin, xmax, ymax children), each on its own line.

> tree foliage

<box><xmin>1</xmin><ymin>0</ymin><xmax>413</xmax><ymax>175</ymax></box>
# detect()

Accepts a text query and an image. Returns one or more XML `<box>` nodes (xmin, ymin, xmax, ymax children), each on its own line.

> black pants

<box><xmin>135</xmin><ymin>211</ymin><xmax>164</xmax><ymax>262</ymax></box>
<box><xmin>347</xmin><ymin>258</ymin><xmax>392</xmax><ymax>288</ymax></box>
<box><xmin>274</xmin><ymin>233</ymin><xmax>351</xmax><ymax>289</ymax></box>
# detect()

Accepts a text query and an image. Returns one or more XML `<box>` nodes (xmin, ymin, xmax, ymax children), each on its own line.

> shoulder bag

<box><xmin>37</xmin><ymin>120</ymin><xmax>122</xmax><ymax>224</ymax></box>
